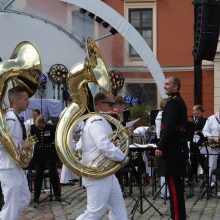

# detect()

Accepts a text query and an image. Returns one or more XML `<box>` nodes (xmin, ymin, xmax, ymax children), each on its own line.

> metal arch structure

<box><xmin>61</xmin><ymin>0</ymin><xmax>166</xmax><ymax>98</ymax></box>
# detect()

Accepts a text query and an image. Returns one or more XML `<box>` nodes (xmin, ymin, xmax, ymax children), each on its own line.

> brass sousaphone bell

<box><xmin>55</xmin><ymin>37</ymin><xmax>129</xmax><ymax>179</ymax></box>
<box><xmin>0</xmin><ymin>41</ymin><xmax>42</xmax><ymax>167</ymax></box>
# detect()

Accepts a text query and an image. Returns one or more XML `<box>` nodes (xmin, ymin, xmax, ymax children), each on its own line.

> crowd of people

<box><xmin>0</xmin><ymin>76</ymin><xmax>220</xmax><ymax>220</ymax></box>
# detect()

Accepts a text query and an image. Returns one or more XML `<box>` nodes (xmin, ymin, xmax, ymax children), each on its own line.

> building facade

<box><xmin>1</xmin><ymin>0</ymin><xmax>219</xmax><ymax>117</ymax></box>
<box><xmin>102</xmin><ymin>0</ymin><xmax>219</xmax><ymax>117</ymax></box>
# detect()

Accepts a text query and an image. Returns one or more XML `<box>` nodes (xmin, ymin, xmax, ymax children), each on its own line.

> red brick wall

<box><xmin>157</xmin><ymin>0</ymin><xmax>194</xmax><ymax>66</ymax></box>
<box><xmin>98</xmin><ymin>0</ymin><xmax>124</xmax><ymax>68</ymax></box>
<box><xmin>27</xmin><ymin>0</ymin><xmax>67</xmax><ymax>23</ymax></box>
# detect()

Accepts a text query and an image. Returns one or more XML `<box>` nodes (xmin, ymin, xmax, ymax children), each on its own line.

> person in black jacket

<box><xmin>30</xmin><ymin>115</ymin><xmax>60</xmax><ymax>202</ymax></box>
<box><xmin>188</xmin><ymin>105</ymin><xmax>207</xmax><ymax>192</ymax></box>
<box><xmin>155</xmin><ymin>76</ymin><xmax>188</xmax><ymax>220</ymax></box>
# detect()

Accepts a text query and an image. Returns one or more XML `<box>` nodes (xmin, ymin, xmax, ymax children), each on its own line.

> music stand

<box><xmin>153</xmin><ymin>181</ymin><xmax>169</xmax><ymax>204</ymax></box>
<box><xmin>129</xmin><ymin>144</ymin><xmax>163</xmax><ymax>219</ymax></box>
<box><xmin>193</xmin><ymin>142</ymin><xmax>217</xmax><ymax>205</ymax></box>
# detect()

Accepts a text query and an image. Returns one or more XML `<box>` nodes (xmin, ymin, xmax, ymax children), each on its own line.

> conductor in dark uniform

<box><xmin>155</xmin><ymin>76</ymin><xmax>188</xmax><ymax>220</ymax></box>
<box><xmin>30</xmin><ymin>115</ymin><xmax>60</xmax><ymax>202</ymax></box>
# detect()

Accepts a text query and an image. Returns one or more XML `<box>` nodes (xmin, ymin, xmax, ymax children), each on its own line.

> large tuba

<box><xmin>56</xmin><ymin>37</ymin><xmax>129</xmax><ymax>179</ymax></box>
<box><xmin>0</xmin><ymin>41</ymin><xmax>42</xmax><ymax>167</ymax></box>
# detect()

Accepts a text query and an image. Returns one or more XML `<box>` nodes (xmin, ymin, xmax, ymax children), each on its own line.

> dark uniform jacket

<box><xmin>185</xmin><ymin>116</ymin><xmax>206</xmax><ymax>143</ymax></box>
<box><xmin>157</xmin><ymin>92</ymin><xmax>188</xmax><ymax>177</ymax></box>
<box><xmin>30</xmin><ymin>123</ymin><xmax>57</xmax><ymax>161</ymax></box>
<box><xmin>193</xmin><ymin>116</ymin><xmax>206</xmax><ymax>144</ymax></box>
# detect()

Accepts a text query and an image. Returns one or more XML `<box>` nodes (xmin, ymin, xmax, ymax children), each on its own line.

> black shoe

<box><xmin>54</xmin><ymin>196</ymin><xmax>61</xmax><ymax>202</ymax></box>
<box><xmin>33</xmin><ymin>197</ymin><xmax>39</xmax><ymax>203</ymax></box>
<box><xmin>69</xmin><ymin>179</ymin><xmax>79</xmax><ymax>182</ymax></box>
<box><xmin>187</xmin><ymin>193</ymin><xmax>194</xmax><ymax>198</ymax></box>
<box><xmin>61</xmin><ymin>182</ymin><xmax>74</xmax><ymax>186</ymax></box>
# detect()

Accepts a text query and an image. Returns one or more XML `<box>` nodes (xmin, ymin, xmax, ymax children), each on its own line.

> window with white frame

<box><xmin>129</xmin><ymin>8</ymin><xmax>153</xmax><ymax>57</ymax></box>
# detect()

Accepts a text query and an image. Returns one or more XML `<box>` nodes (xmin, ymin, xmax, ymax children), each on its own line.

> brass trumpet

<box><xmin>202</xmin><ymin>136</ymin><xmax>220</xmax><ymax>148</ymax></box>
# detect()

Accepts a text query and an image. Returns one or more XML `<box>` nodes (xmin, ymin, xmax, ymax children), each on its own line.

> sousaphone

<box><xmin>55</xmin><ymin>37</ymin><xmax>129</xmax><ymax>179</ymax></box>
<box><xmin>0</xmin><ymin>41</ymin><xmax>42</xmax><ymax>167</ymax></box>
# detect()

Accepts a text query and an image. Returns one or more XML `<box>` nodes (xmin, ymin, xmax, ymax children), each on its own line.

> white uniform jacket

<box><xmin>203</xmin><ymin>112</ymin><xmax>220</xmax><ymax>138</ymax></box>
<box><xmin>24</xmin><ymin>118</ymin><xmax>33</xmax><ymax>134</ymax></box>
<box><xmin>81</xmin><ymin>114</ymin><xmax>125</xmax><ymax>168</ymax></box>
<box><xmin>155</xmin><ymin>110</ymin><xmax>163</xmax><ymax>139</ymax></box>
<box><xmin>202</xmin><ymin>112</ymin><xmax>220</xmax><ymax>183</ymax></box>
<box><xmin>0</xmin><ymin>108</ymin><xmax>23</xmax><ymax>169</ymax></box>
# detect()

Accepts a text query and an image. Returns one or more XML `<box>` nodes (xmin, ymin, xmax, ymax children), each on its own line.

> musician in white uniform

<box><xmin>0</xmin><ymin>86</ymin><xmax>31</xmax><ymax>220</ymax></box>
<box><xmin>76</xmin><ymin>92</ymin><xmax>128</xmax><ymax>220</ymax></box>
<box><xmin>202</xmin><ymin>108</ymin><xmax>220</xmax><ymax>185</ymax></box>
<box><xmin>133</xmin><ymin>126</ymin><xmax>151</xmax><ymax>182</ymax></box>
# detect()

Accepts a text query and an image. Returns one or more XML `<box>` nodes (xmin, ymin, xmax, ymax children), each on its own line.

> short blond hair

<box><xmin>35</xmin><ymin>115</ymin><xmax>46</xmax><ymax>127</ymax></box>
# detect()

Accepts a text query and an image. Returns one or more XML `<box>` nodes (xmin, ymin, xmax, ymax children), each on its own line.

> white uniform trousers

<box><xmin>60</xmin><ymin>164</ymin><xmax>76</xmax><ymax>184</ymax></box>
<box><xmin>209</xmin><ymin>153</ymin><xmax>219</xmax><ymax>184</ymax></box>
<box><xmin>200</xmin><ymin>147</ymin><xmax>220</xmax><ymax>184</ymax></box>
<box><xmin>160</xmin><ymin>177</ymin><xmax>170</xmax><ymax>198</ymax></box>
<box><xmin>0</xmin><ymin>167</ymin><xmax>31</xmax><ymax>220</ymax></box>
<box><xmin>76</xmin><ymin>175</ymin><xmax>128</xmax><ymax>220</ymax></box>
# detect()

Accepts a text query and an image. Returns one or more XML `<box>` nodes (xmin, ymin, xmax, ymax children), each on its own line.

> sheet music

<box><xmin>129</xmin><ymin>143</ymin><xmax>157</xmax><ymax>149</ymax></box>
<box><xmin>126</xmin><ymin>118</ymin><xmax>141</xmax><ymax>128</ymax></box>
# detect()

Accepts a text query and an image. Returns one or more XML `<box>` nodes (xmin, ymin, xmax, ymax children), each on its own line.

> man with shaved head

<box><xmin>155</xmin><ymin>76</ymin><xmax>188</xmax><ymax>220</ymax></box>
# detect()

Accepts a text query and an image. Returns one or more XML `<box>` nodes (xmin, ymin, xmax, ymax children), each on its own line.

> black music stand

<box><xmin>153</xmin><ymin>180</ymin><xmax>169</xmax><ymax>204</ymax></box>
<box><xmin>130</xmin><ymin>144</ymin><xmax>163</xmax><ymax>220</ymax></box>
<box><xmin>193</xmin><ymin>143</ymin><xmax>216</xmax><ymax>205</ymax></box>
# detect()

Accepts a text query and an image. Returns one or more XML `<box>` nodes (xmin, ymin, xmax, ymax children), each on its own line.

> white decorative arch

<box><xmin>61</xmin><ymin>0</ymin><xmax>166</xmax><ymax>97</ymax></box>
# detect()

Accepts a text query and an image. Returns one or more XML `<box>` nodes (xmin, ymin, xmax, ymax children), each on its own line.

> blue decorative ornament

<box><xmin>39</xmin><ymin>73</ymin><xmax>47</xmax><ymax>89</ymax></box>
<box><xmin>124</xmin><ymin>96</ymin><xmax>132</xmax><ymax>104</ymax></box>
<box><xmin>41</xmin><ymin>73</ymin><xmax>47</xmax><ymax>84</ymax></box>
<box><xmin>131</xmin><ymin>98</ymin><xmax>138</xmax><ymax>106</ymax></box>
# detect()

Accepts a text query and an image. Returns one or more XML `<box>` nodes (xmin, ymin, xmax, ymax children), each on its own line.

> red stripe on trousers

<box><xmin>169</xmin><ymin>177</ymin><xmax>179</xmax><ymax>220</ymax></box>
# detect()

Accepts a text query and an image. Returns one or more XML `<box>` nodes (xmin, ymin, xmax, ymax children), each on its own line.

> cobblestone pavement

<box><xmin>20</xmin><ymin>178</ymin><xmax>220</xmax><ymax>220</ymax></box>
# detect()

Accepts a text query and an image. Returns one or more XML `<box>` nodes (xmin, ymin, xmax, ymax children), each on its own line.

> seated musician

<box><xmin>202</xmin><ymin>107</ymin><xmax>220</xmax><ymax>186</ymax></box>
<box><xmin>133</xmin><ymin>126</ymin><xmax>151</xmax><ymax>185</ymax></box>
<box><xmin>30</xmin><ymin>115</ymin><xmax>61</xmax><ymax>202</ymax></box>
